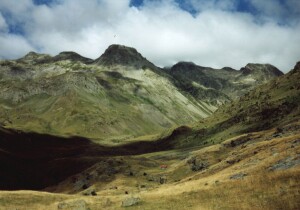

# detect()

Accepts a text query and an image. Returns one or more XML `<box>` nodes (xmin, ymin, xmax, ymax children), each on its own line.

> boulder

<box><xmin>229</xmin><ymin>173</ymin><xmax>248</xmax><ymax>180</ymax></box>
<box><xmin>81</xmin><ymin>188</ymin><xmax>97</xmax><ymax>196</ymax></box>
<box><xmin>121</xmin><ymin>197</ymin><xmax>141</xmax><ymax>207</ymax></box>
<box><xmin>57</xmin><ymin>199</ymin><xmax>87</xmax><ymax>210</ymax></box>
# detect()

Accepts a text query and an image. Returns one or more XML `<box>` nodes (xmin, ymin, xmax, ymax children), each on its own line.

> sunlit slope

<box><xmin>0</xmin><ymin>45</ymin><xmax>217</xmax><ymax>142</ymax></box>
<box><xmin>161</xmin><ymin>61</ymin><xmax>300</xmax><ymax>149</ymax></box>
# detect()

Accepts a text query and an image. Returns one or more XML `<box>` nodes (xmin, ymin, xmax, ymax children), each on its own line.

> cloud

<box><xmin>0</xmin><ymin>0</ymin><xmax>299</xmax><ymax>72</ymax></box>
<box><xmin>185</xmin><ymin>0</ymin><xmax>238</xmax><ymax>12</ymax></box>
<box><xmin>0</xmin><ymin>33</ymin><xmax>34</xmax><ymax>58</ymax></box>
<box><xmin>0</xmin><ymin>13</ymin><xmax>8</xmax><ymax>32</ymax></box>
<box><xmin>248</xmin><ymin>0</ymin><xmax>300</xmax><ymax>24</ymax></box>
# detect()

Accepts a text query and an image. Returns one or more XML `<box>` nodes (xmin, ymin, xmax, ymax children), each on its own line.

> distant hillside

<box><xmin>0</xmin><ymin>45</ymin><xmax>216</xmax><ymax>142</ymax></box>
<box><xmin>0</xmin><ymin>45</ymin><xmax>283</xmax><ymax>143</ymax></box>
<box><xmin>167</xmin><ymin>61</ymin><xmax>283</xmax><ymax>99</ymax></box>
<box><xmin>161</xmin><ymin>61</ymin><xmax>299</xmax><ymax>149</ymax></box>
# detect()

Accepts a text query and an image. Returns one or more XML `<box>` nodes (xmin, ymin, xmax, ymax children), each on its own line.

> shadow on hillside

<box><xmin>0</xmin><ymin>126</ymin><xmax>184</xmax><ymax>190</ymax></box>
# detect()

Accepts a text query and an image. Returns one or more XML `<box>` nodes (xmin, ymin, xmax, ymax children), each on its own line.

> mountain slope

<box><xmin>168</xmin><ymin>61</ymin><xmax>283</xmax><ymax>99</ymax></box>
<box><xmin>0</xmin><ymin>45</ymin><xmax>285</xmax><ymax>143</ymax></box>
<box><xmin>0</xmin><ymin>57</ymin><xmax>298</xmax><ymax>210</ymax></box>
<box><xmin>0</xmin><ymin>45</ymin><xmax>218</xmax><ymax>143</ymax></box>
<box><xmin>161</xmin><ymin>61</ymin><xmax>300</xmax><ymax>149</ymax></box>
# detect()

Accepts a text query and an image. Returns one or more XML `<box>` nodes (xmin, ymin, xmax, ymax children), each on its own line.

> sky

<box><xmin>0</xmin><ymin>0</ymin><xmax>300</xmax><ymax>71</ymax></box>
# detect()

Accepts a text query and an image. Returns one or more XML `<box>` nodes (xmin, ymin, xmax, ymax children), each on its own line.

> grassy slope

<box><xmin>0</xmin><ymin>125</ymin><xmax>299</xmax><ymax>210</ymax></box>
<box><xmin>160</xmin><ymin>62</ymin><xmax>300</xmax><ymax>149</ymax></box>
<box><xmin>0</xmin><ymin>50</ymin><xmax>283</xmax><ymax>144</ymax></box>
<box><xmin>0</xmin><ymin>59</ymin><xmax>217</xmax><ymax>143</ymax></box>
<box><xmin>0</xmin><ymin>54</ymin><xmax>299</xmax><ymax>209</ymax></box>
<box><xmin>0</xmin><ymin>63</ymin><xmax>299</xmax><ymax>210</ymax></box>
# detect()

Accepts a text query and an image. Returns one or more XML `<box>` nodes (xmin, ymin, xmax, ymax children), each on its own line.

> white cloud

<box><xmin>0</xmin><ymin>33</ymin><xmax>34</xmax><ymax>59</ymax></box>
<box><xmin>0</xmin><ymin>0</ymin><xmax>33</xmax><ymax>26</ymax></box>
<box><xmin>0</xmin><ymin>13</ymin><xmax>8</xmax><ymax>32</ymax></box>
<box><xmin>0</xmin><ymin>0</ymin><xmax>299</xmax><ymax>72</ymax></box>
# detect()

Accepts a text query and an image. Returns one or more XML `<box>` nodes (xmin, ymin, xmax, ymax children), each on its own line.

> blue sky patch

<box><xmin>129</xmin><ymin>0</ymin><xmax>260</xmax><ymax>17</ymax></box>
<box><xmin>236</xmin><ymin>0</ymin><xmax>256</xmax><ymax>14</ymax></box>
<box><xmin>130</xmin><ymin>0</ymin><xmax>144</xmax><ymax>8</ymax></box>
<box><xmin>33</xmin><ymin>0</ymin><xmax>57</xmax><ymax>6</ymax></box>
<box><xmin>0</xmin><ymin>11</ymin><xmax>25</xmax><ymax>35</ymax></box>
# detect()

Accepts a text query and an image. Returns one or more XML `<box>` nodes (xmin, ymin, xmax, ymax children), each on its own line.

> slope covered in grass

<box><xmin>0</xmin><ymin>45</ymin><xmax>283</xmax><ymax>144</ymax></box>
<box><xmin>0</xmin><ymin>58</ymin><xmax>299</xmax><ymax>209</ymax></box>
<box><xmin>159</xmin><ymin>61</ymin><xmax>300</xmax><ymax>149</ymax></box>
<box><xmin>0</xmin><ymin>46</ymin><xmax>219</xmax><ymax>143</ymax></box>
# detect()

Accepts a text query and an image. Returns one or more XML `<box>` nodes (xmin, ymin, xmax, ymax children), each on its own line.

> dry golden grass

<box><xmin>0</xmin><ymin>126</ymin><xmax>299</xmax><ymax>210</ymax></box>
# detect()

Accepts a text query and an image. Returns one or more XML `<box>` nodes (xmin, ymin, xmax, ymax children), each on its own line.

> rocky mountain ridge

<box><xmin>0</xmin><ymin>44</ymin><xmax>283</xmax><ymax>142</ymax></box>
<box><xmin>93</xmin><ymin>44</ymin><xmax>157</xmax><ymax>70</ymax></box>
<box><xmin>168</xmin><ymin>61</ymin><xmax>283</xmax><ymax>99</ymax></box>
<box><xmin>161</xmin><ymin>60</ymin><xmax>300</xmax><ymax>149</ymax></box>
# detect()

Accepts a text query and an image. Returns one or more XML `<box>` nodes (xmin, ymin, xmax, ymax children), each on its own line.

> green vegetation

<box><xmin>0</xmin><ymin>49</ymin><xmax>215</xmax><ymax>143</ymax></box>
<box><xmin>0</xmin><ymin>46</ymin><xmax>282</xmax><ymax>144</ymax></box>
<box><xmin>0</xmin><ymin>46</ymin><xmax>299</xmax><ymax>210</ymax></box>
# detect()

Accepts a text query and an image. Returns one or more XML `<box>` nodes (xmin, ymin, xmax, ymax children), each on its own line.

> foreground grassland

<box><xmin>0</xmin><ymin>125</ymin><xmax>299</xmax><ymax>210</ymax></box>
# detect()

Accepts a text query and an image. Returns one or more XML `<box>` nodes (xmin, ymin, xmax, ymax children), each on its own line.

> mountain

<box><xmin>0</xmin><ymin>45</ymin><xmax>219</xmax><ymax>142</ymax></box>
<box><xmin>240</xmin><ymin>63</ymin><xmax>283</xmax><ymax>78</ymax></box>
<box><xmin>168</xmin><ymin>61</ymin><xmax>283</xmax><ymax>99</ymax></box>
<box><xmin>0</xmin><ymin>60</ymin><xmax>298</xmax><ymax>210</ymax></box>
<box><xmin>52</xmin><ymin>51</ymin><xmax>94</xmax><ymax>63</ymax></box>
<box><xmin>93</xmin><ymin>44</ymin><xmax>156</xmax><ymax>70</ymax></box>
<box><xmin>161</xmin><ymin>61</ymin><xmax>299</xmax><ymax>149</ymax></box>
<box><xmin>167</xmin><ymin>62</ymin><xmax>232</xmax><ymax>105</ymax></box>
<box><xmin>0</xmin><ymin>44</ymin><xmax>283</xmax><ymax>143</ymax></box>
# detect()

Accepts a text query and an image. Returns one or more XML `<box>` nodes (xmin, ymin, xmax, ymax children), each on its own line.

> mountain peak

<box><xmin>173</xmin><ymin>61</ymin><xmax>196</xmax><ymax>67</ymax></box>
<box><xmin>289</xmin><ymin>61</ymin><xmax>300</xmax><ymax>74</ymax></box>
<box><xmin>18</xmin><ymin>51</ymin><xmax>52</xmax><ymax>64</ymax></box>
<box><xmin>293</xmin><ymin>61</ymin><xmax>300</xmax><ymax>71</ymax></box>
<box><xmin>222</xmin><ymin>67</ymin><xmax>237</xmax><ymax>72</ymax></box>
<box><xmin>170</xmin><ymin>62</ymin><xmax>205</xmax><ymax>73</ymax></box>
<box><xmin>93</xmin><ymin>44</ymin><xmax>156</xmax><ymax>69</ymax></box>
<box><xmin>106</xmin><ymin>44</ymin><xmax>139</xmax><ymax>54</ymax></box>
<box><xmin>53</xmin><ymin>51</ymin><xmax>93</xmax><ymax>63</ymax></box>
<box><xmin>22</xmin><ymin>51</ymin><xmax>49</xmax><ymax>59</ymax></box>
<box><xmin>241</xmin><ymin>63</ymin><xmax>283</xmax><ymax>77</ymax></box>
<box><xmin>24</xmin><ymin>51</ymin><xmax>39</xmax><ymax>58</ymax></box>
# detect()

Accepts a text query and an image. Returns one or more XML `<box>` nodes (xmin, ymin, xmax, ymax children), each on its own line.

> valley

<box><xmin>0</xmin><ymin>45</ymin><xmax>299</xmax><ymax>209</ymax></box>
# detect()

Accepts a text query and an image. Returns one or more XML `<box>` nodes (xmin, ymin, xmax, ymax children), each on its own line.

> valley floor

<box><xmin>0</xmin><ymin>124</ymin><xmax>299</xmax><ymax>210</ymax></box>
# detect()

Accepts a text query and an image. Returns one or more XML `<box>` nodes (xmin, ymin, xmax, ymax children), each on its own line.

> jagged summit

<box><xmin>18</xmin><ymin>51</ymin><xmax>52</xmax><ymax>64</ymax></box>
<box><xmin>170</xmin><ymin>62</ymin><xmax>210</xmax><ymax>80</ymax></box>
<box><xmin>167</xmin><ymin>61</ymin><xmax>284</xmax><ymax>99</ymax></box>
<box><xmin>21</xmin><ymin>51</ymin><xmax>50</xmax><ymax>59</ymax></box>
<box><xmin>222</xmin><ymin>67</ymin><xmax>237</xmax><ymax>72</ymax></box>
<box><xmin>240</xmin><ymin>63</ymin><xmax>284</xmax><ymax>77</ymax></box>
<box><xmin>93</xmin><ymin>44</ymin><xmax>156</xmax><ymax>69</ymax></box>
<box><xmin>53</xmin><ymin>51</ymin><xmax>93</xmax><ymax>63</ymax></box>
<box><xmin>23</xmin><ymin>51</ymin><xmax>40</xmax><ymax>58</ymax></box>
<box><xmin>19</xmin><ymin>51</ymin><xmax>93</xmax><ymax>64</ymax></box>
<box><xmin>291</xmin><ymin>61</ymin><xmax>300</xmax><ymax>73</ymax></box>
<box><xmin>170</xmin><ymin>62</ymin><xmax>210</xmax><ymax>72</ymax></box>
